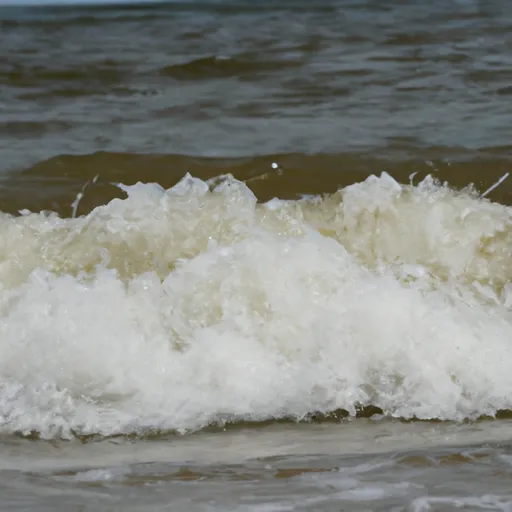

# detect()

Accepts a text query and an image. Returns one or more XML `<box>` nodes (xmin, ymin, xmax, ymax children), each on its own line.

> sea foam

<box><xmin>0</xmin><ymin>172</ymin><xmax>510</xmax><ymax>439</ymax></box>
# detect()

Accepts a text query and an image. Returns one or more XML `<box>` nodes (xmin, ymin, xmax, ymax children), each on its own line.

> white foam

<box><xmin>0</xmin><ymin>173</ymin><xmax>510</xmax><ymax>439</ymax></box>
<box><xmin>411</xmin><ymin>495</ymin><xmax>512</xmax><ymax>512</ymax></box>
<box><xmin>72</xmin><ymin>467</ymin><xmax>130</xmax><ymax>482</ymax></box>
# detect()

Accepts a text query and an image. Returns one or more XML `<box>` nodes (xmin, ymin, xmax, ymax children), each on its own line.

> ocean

<box><xmin>0</xmin><ymin>0</ymin><xmax>511</xmax><ymax>510</ymax></box>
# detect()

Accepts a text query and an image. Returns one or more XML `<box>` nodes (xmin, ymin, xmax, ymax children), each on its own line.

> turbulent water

<box><xmin>1</xmin><ymin>0</ymin><xmax>512</xmax><ymax>510</ymax></box>
<box><xmin>0</xmin><ymin>171</ymin><xmax>511</xmax><ymax>440</ymax></box>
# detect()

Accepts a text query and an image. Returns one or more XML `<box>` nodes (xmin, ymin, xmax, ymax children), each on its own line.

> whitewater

<box><xmin>0</xmin><ymin>172</ymin><xmax>510</xmax><ymax>440</ymax></box>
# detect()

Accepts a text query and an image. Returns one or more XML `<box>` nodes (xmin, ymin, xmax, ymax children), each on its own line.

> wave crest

<box><xmin>0</xmin><ymin>172</ymin><xmax>511</xmax><ymax>439</ymax></box>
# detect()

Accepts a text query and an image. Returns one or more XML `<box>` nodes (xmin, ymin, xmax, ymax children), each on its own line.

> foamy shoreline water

<box><xmin>0</xmin><ymin>172</ymin><xmax>510</xmax><ymax>440</ymax></box>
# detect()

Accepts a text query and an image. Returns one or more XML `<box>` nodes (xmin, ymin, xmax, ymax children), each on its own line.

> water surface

<box><xmin>0</xmin><ymin>1</ymin><xmax>512</xmax><ymax>510</ymax></box>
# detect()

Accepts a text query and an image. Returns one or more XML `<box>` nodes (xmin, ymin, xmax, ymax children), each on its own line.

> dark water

<box><xmin>1</xmin><ymin>1</ymin><xmax>512</xmax><ymax>511</ymax></box>
<box><xmin>0</xmin><ymin>0</ymin><xmax>511</xmax><ymax>214</ymax></box>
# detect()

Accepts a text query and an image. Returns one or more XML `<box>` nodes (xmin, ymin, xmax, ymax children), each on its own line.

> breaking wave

<box><xmin>0</xmin><ymin>172</ymin><xmax>511</xmax><ymax>439</ymax></box>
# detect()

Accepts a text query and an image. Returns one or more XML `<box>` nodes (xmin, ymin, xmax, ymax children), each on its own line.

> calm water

<box><xmin>0</xmin><ymin>1</ymin><xmax>512</xmax><ymax>510</ymax></box>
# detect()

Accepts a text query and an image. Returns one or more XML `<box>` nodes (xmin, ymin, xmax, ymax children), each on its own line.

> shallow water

<box><xmin>4</xmin><ymin>421</ymin><xmax>512</xmax><ymax>511</ymax></box>
<box><xmin>0</xmin><ymin>0</ymin><xmax>512</xmax><ymax>510</ymax></box>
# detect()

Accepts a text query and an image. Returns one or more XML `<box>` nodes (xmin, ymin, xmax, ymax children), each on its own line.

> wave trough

<box><xmin>0</xmin><ymin>172</ymin><xmax>511</xmax><ymax>439</ymax></box>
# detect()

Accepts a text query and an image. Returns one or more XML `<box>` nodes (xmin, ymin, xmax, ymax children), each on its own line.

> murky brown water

<box><xmin>1</xmin><ymin>0</ymin><xmax>512</xmax><ymax>212</ymax></box>
<box><xmin>1</xmin><ymin>1</ymin><xmax>512</xmax><ymax>510</ymax></box>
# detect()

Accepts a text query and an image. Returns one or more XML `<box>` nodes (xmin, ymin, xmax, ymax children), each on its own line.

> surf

<box><xmin>0</xmin><ymin>172</ymin><xmax>510</xmax><ymax>439</ymax></box>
